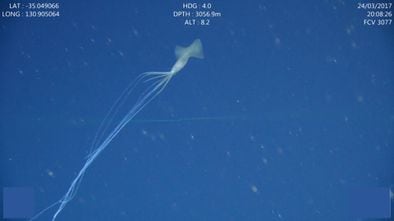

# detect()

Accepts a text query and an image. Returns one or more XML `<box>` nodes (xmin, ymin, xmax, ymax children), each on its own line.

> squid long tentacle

<box><xmin>30</xmin><ymin>72</ymin><xmax>173</xmax><ymax>221</ymax></box>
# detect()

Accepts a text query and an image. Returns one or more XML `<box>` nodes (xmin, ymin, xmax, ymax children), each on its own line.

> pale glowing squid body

<box><xmin>30</xmin><ymin>39</ymin><xmax>204</xmax><ymax>221</ymax></box>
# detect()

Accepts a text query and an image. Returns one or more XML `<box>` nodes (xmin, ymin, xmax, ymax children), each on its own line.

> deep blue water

<box><xmin>1</xmin><ymin>1</ymin><xmax>393</xmax><ymax>220</ymax></box>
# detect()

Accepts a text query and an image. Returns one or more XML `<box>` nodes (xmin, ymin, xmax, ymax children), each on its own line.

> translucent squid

<box><xmin>30</xmin><ymin>39</ymin><xmax>204</xmax><ymax>220</ymax></box>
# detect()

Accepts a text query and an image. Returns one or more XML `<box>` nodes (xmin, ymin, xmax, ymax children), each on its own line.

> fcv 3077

<box><xmin>363</xmin><ymin>19</ymin><xmax>392</xmax><ymax>25</ymax></box>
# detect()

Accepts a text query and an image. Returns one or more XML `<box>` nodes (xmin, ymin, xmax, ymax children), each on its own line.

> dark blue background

<box><xmin>1</xmin><ymin>0</ymin><xmax>393</xmax><ymax>220</ymax></box>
